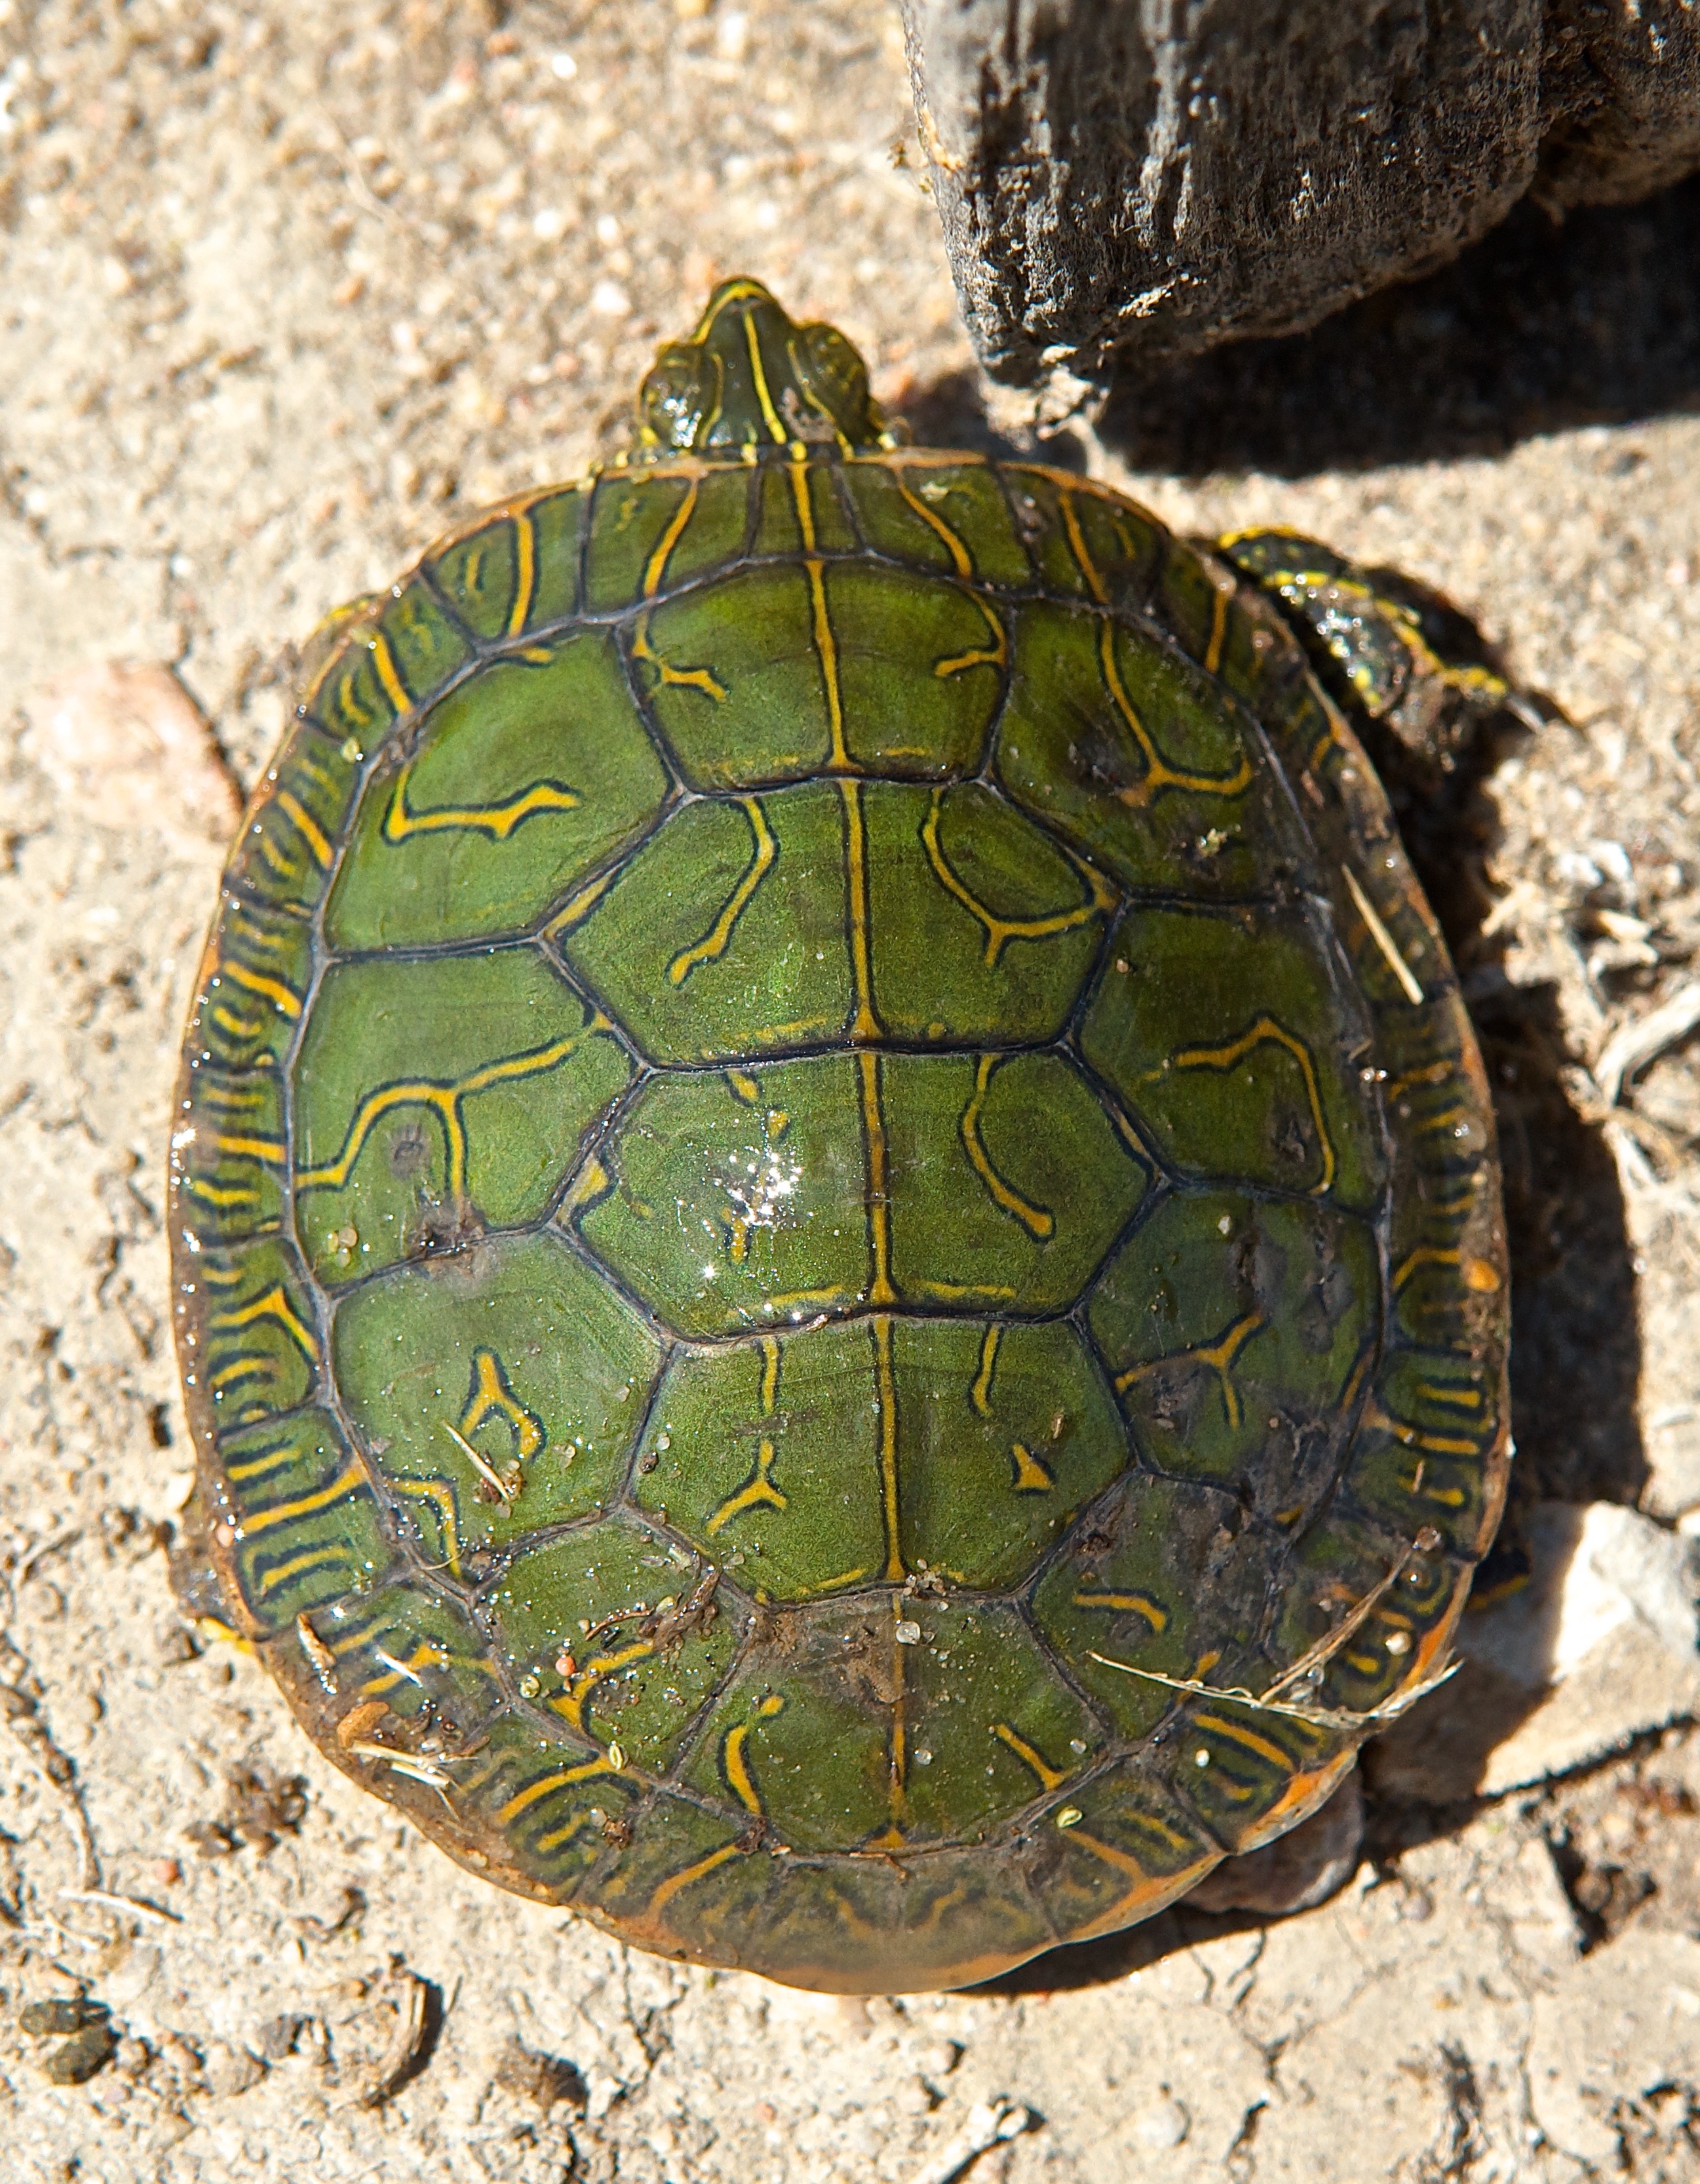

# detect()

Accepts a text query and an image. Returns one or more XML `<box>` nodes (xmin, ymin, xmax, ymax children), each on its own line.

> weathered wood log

<box><xmin>902</xmin><ymin>1</ymin><xmax>1700</xmax><ymax>383</ymax></box>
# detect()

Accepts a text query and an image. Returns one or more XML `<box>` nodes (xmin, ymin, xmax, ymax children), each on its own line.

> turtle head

<box><xmin>632</xmin><ymin>277</ymin><xmax>902</xmax><ymax>461</ymax></box>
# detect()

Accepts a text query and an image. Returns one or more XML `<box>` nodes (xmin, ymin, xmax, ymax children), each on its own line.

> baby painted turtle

<box><xmin>168</xmin><ymin>279</ymin><xmax>1510</xmax><ymax>1993</ymax></box>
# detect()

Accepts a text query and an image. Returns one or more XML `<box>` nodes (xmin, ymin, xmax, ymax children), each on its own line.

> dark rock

<box><xmin>20</xmin><ymin>1997</ymin><xmax>107</xmax><ymax>2037</ymax></box>
<box><xmin>44</xmin><ymin>2023</ymin><xmax>118</xmax><ymax>2084</ymax></box>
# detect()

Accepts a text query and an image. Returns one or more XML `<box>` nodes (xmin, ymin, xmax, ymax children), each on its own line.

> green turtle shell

<box><xmin>168</xmin><ymin>280</ymin><xmax>1509</xmax><ymax>1994</ymax></box>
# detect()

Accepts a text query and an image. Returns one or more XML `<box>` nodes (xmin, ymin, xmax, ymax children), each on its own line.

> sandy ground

<box><xmin>3</xmin><ymin>4</ymin><xmax>1700</xmax><ymax>2179</ymax></box>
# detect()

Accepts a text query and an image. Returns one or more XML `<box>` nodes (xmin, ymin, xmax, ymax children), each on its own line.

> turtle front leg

<box><xmin>1214</xmin><ymin>527</ymin><xmax>1538</xmax><ymax>800</ymax></box>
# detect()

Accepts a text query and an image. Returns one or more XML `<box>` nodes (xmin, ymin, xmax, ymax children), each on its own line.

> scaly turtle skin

<box><xmin>168</xmin><ymin>279</ymin><xmax>1511</xmax><ymax>1994</ymax></box>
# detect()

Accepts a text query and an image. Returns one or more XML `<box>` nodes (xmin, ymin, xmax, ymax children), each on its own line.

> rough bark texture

<box><xmin>902</xmin><ymin>0</ymin><xmax>1700</xmax><ymax>381</ymax></box>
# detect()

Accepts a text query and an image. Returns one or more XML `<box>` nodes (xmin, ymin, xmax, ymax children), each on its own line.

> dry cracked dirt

<box><xmin>3</xmin><ymin>4</ymin><xmax>1700</xmax><ymax>2181</ymax></box>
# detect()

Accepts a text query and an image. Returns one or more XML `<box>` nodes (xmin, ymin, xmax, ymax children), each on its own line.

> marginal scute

<box><xmin>1168</xmin><ymin>1688</ymin><xmax>1350</xmax><ymax>1853</ymax></box>
<box><xmin>303</xmin><ymin>617</ymin><xmax>402</xmax><ymax>753</ymax></box>
<box><xmin>1022</xmin><ymin>1758</ymin><xmax>1218</xmax><ymax>1946</ymax></box>
<box><xmin>172</xmin><ymin>1067</ymin><xmax>286</xmax><ymax>1249</ymax></box>
<box><xmin>1273</xmin><ymin>1515</ymin><xmax>1466</xmax><ymax>1718</ymax></box>
<box><xmin>377</xmin><ymin>579</ymin><xmax>472</xmax><ymax>707</ymax></box>
<box><xmin>294</xmin><ymin>1583</ymin><xmax>505</xmax><ymax>1736</ymax></box>
<box><xmin>843</xmin><ymin>458</ymin><xmax>1034</xmax><ymax>589</ymax></box>
<box><xmin>457</xmin><ymin>1710</ymin><xmax>644</xmax><ymax>1900</ymax></box>
<box><xmin>585</xmin><ymin>471</ymin><xmax>698</xmax><ymax>614</ymax></box>
<box><xmin>656</xmin><ymin>467</ymin><xmax>755</xmax><ymax>588</ymax></box>
<box><xmin>215</xmin><ymin>1406</ymin><xmax>388</xmax><ymax>1634</ymax></box>
<box><xmin>427</xmin><ymin>515</ymin><xmax>524</xmax><ymax>640</ymax></box>
<box><xmin>172</xmin><ymin>286</ymin><xmax>1511</xmax><ymax>1994</ymax></box>
<box><xmin>195</xmin><ymin>1238</ymin><xmax>322</xmax><ymax>1432</ymax></box>
<box><xmin>189</xmin><ymin>897</ymin><xmax>314</xmax><ymax>1075</ymax></box>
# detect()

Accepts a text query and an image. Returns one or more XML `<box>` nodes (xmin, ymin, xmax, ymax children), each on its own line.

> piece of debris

<box><xmin>492</xmin><ymin>2037</ymin><xmax>587</xmax><ymax>2111</ymax></box>
<box><xmin>185</xmin><ymin>1761</ymin><xmax>309</xmax><ymax>1856</ymax></box>
<box><xmin>58</xmin><ymin>1886</ymin><xmax>181</xmax><ymax>1928</ymax></box>
<box><xmin>256</xmin><ymin>2012</ymin><xmax>312</xmax><ymax>2061</ymax></box>
<box><xmin>290</xmin><ymin>1884</ymin><xmax>366</xmax><ymax>1943</ymax></box>
<box><xmin>201</xmin><ymin>2038</ymin><xmax>268</xmax><ymax>2098</ymax></box>
<box><xmin>358</xmin><ymin>1966</ymin><xmax>437</xmax><ymax>2108</ymax></box>
<box><xmin>43</xmin><ymin>2021</ymin><xmax>119</xmax><ymax>2085</ymax></box>
<box><xmin>904</xmin><ymin>2097</ymin><xmax>1039</xmax><ymax>2184</ymax></box>
<box><xmin>19</xmin><ymin>661</ymin><xmax>244</xmax><ymax>844</ymax></box>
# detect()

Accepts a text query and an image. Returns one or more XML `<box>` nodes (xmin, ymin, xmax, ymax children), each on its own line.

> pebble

<box><xmin>1127</xmin><ymin>2096</ymin><xmax>1189</xmax><ymax>2150</ymax></box>
<box><xmin>20</xmin><ymin>661</ymin><xmax>242</xmax><ymax>844</ymax></box>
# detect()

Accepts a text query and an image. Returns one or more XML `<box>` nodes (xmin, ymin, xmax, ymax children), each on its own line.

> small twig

<box><xmin>0</xmin><ymin>1670</ymin><xmax>102</xmax><ymax>1891</ymax></box>
<box><xmin>905</xmin><ymin>2099</ymin><xmax>1039</xmax><ymax>2184</ymax></box>
<box><xmin>441</xmin><ymin>1420</ymin><xmax>520</xmax><ymax>1504</ymax></box>
<box><xmin>1593</xmin><ymin>979</ymin><xmax>1700</xmax><ymax>1106</ymax></box>
<box><xmin>58</xmin><ymin>1888</ymin><xmax>182</xmax><ymax>1928</ymax></box>
<box><xmin>14</xmin><ymin>1528</ymin><xmax>81</xmax><ymax>1588</ymax></box>
<box><xmin>14</xmin><ymin>1913</ymin><xmax>106</xmax><ymax>1954</ymax></box>
<box><xmin>309</xmin><ymin>102</ymin><xmax>412</xmax><ymax>237</ymax></box>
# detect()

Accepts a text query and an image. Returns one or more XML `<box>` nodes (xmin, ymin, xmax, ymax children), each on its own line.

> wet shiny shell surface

<box><xmin>170</xmin><ymin>446</ymin><xmax>1509</xmax><ymax>1993</ymax></box>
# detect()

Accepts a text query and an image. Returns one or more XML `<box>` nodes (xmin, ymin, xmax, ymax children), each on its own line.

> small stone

<box><xmin>20</xmin><ymin>661</ymin><xmax>242</xmax><ymax>844</ymax></box>
<box><xmin>256</xmin><ymin>2014</ymin><xmax>309</xmax><ymax>2061</ymax></box>
<box><xmin>895</xmin><ymin>1618</ymin><xmax>922</xmax><ymax>1645</ymax></box>
<box><xmin>20</xmin><ymin>1997</ymin><xmax>107</xmax><ymax>2036</ymax></box>
<box><xmin>1127</xmin><ymin>2094</ymin><xmax>1190</xmax><ymax>2150</ymax></box>
<box><xmin>113</xmin><ymin>2036</ymin><xmax>153</xmax><ymax>2080</ymax></box>
<box><xmin>45</xmin><ymin>2023</ymin><xmax>118</xmax><ymax>2084</ymax></box>
<box><xmin>202</xmin><ymin>2039</ymin><xmax>267</xmax><ymax>2097</ymax></box>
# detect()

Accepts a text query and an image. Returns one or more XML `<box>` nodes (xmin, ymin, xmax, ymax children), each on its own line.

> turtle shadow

<box><xmin>1092</xmin><ymin>175</ymin><xmax>1700</xmax><ymax>476</ymax></box>
<box><xmin>975</xmin><ymin>666</ymin><xmax>1646</xmax><ymax>2000</ymax></box>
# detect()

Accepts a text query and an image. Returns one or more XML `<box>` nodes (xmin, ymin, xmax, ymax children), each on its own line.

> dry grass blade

<box><xmin>1088</xmin><ymin>1533</ymin><xmax>1459</xmax><ymax>1731</ymax></box>
<box><xmin>1084</xmin><ymin>1652</ymin><xmax>1461</xmax><ymax>1731</ymax></box>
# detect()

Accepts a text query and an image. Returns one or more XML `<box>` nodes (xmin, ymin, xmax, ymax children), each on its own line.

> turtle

<box><xmin>168</xmin><ymin>277</ymin><xmax>1511</xmax><ymax>1995</ymax></box>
